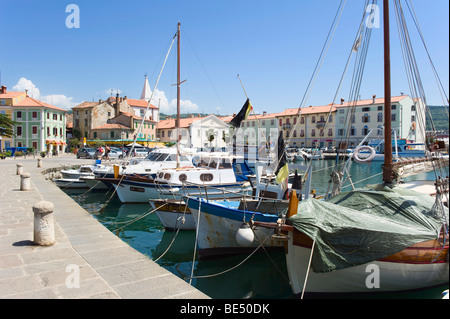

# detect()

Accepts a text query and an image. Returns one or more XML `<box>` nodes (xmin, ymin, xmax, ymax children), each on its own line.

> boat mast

<box><xmin>382</xmin><ymin>0</ymin><xmax>394</xmax><ymax>184</ymax></box>
<box><xmin>176</xmin><ymin>22</ymin><xmax>181</xmax><ymax>168</ymax></box>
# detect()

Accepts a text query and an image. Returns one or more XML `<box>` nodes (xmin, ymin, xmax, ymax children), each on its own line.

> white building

<box><xmin>335</xmin><ymin>95</ymin><xmax>424</xmax><ymax>148</ymax></box>
<box><xmin>157</xmin><ymin>114</ymin><xmax>229</xmax><ymax>149</ymax></box>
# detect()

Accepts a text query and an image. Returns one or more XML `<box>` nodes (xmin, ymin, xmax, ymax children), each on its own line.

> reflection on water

<box><xmin>63</xmin><ymin>160</ymin><xmax>447</xmax><ymax>299</ymax></box>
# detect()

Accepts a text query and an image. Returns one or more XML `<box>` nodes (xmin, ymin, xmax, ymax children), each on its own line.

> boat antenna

<box><xmin>237</xmin><ymin>74</ymin><xmax>249</xmax><ymax>99</ymax></box>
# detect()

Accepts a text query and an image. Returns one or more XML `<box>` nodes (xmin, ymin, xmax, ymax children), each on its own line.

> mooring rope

<box><xmin>186</xmin><ymin>228</ymin><xmax>274</xmax><ymax>281</ymax></box>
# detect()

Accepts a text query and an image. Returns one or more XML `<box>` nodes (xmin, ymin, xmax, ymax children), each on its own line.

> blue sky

<box><xmin>0</xmin><ymin>0</ymin><xmax>448</xmax><ymax>115</ymax></box>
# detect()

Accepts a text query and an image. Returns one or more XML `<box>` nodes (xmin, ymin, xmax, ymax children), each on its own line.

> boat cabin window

<box><xmin>200</xmin><ymin>173</ymin><xmax>214</xmax><ymax>182</ymax></box>
<box><xmin>164</xmin><ymin>173</ymin><xmax>171</xmax><ymax>180</ymax></box>
<box><xmin>179</xmin><ymin>174</ymin><xmax>187</xmax><ymax>182</ymax></box>
<box><xmin>209</xmin><ymin>160</ymin><xmax>217</xmax><ymax>169</ymax></box>
<box><xmin>198</xmin><ymin>159</ymin><xmax>209</xmax><ymax>168</ymax></box>
<box><xmin>146</xmin><ymin>152</ymin><xmax>158</xmax><ymax>160</ymax></box>
<box><xmin>218</xmin><ymin>158</ymin><xmax>232</xmax><ymax>169</ymax></box>
<box><xmin>158</xmin><ymin>172</ymin><xmax>164</xmax><ymax>178</ymax></box>
<box><xmin>167</xmin><ymin>154</ymin><xmax>177</xmax><ymax>161</ymax></box>
<box><xmin>155</xmin><ymin>153</ymin><xmax>169</xmax><ymax>162</ymax></box>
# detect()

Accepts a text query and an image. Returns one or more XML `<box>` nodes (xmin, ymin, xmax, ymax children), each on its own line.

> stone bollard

<box><xmin>20</xmin><ymin>173</ymin><xmax>31</xmax><ymax>191</ymax></box>
<box><xmin>16</xmin><ymin>163</ymin><xmax>23</xmax><ymax>175</ymax></box>
<box><xmin>37</xmin><ymin>158</ymin><xmax>42</xmax><ymax>168</ymax></box>
<box><xmin>33</xmin><ymin>201</ymin><xmax>55</xmax><ymax>246</ymax></box>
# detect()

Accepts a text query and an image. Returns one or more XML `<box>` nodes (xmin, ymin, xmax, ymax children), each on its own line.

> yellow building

<box><xmin>276</xmin><ymin>105</ymin><xmax>337</xmax><ymax>148</ymax></box>
<box><xmin>0</xmin><ymin>86</ymin><xmax>27</xmax><ymax>151</ymax></box>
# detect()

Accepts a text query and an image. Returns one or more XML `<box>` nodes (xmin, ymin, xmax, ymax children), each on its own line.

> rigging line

<box><xmin>394</xmin><ymin>0</ymin><xmax>429</xmax><ymax>144</ymax></box>
<box><xmin>183</xmin><ymin>28</ymin><xmax>227</xmax><ymax>112</ymax></box>
<box><xmin>113</xmin><ymin>203</ymin><xmax>167</xmax><ymax>231</ymax></box>
<box><xmin>128</xmin><ymin>30</ymin><xmax>177</xmax><ymax>158</ymax></box>
<box><xmin>395</xmin><ymin>1</ymin><xmax>430</xmax><ymax>120</ymax></box>
<box><xmin>236</xmin><ymin>74</ymin><xmax>272</xmax><ymax>159</ymax></box>
<box><xmin>331</xmin><ymin>2</ymin><xmax>377</xmax><ymax>195</ymax></box>
<box><xmin>297</xmin><ymin>0</ymin><xmax>347</xmax><ymax>110</ymax></box>
<box><xmin>272</xmin><ymin>0</ymin><xmax>347</xmax><ymax>181</ymax></box>
<box><xmin>283</xmin><ymin>0</ymin><xmax>348</xmax><ymax>163</ymax></box>
<box><xmin>251</xmin><ymin>228</ymin><xmax>291</xmax><ymax>285</ymax></box>
<box><xmin>338</xmin><ymin>1</ymin><xmax>376</xmax><ymax>170</ymax></box>
<box><xmin>324</xmin><ymin>1</ymin><xmax>375</xmax><ymax>170</ymax></box>
<box><xmin>341</xmin><ymin>171</ymin><xmax>383</xmax><ymax>189</ymax></box>
<box><xmin>186</xmin><ymin>228</ymin><xmax>275</xmax><ymax>281</ymax></box>
<box><xmin>394</xmin><ymin>0</ymin><xmax>441</xmax><ymax>173</ymax></box>
<box><xmin>405</xmin><ymin>0</ymin><xmax>449</xmax><ymax>106</ymax></box>
<box><xmin>189</xmin><ymin>198</ymin><xmax>201</xmax><ymax>285</ymax></box>
<box><xmin>336</xmin><ymin>1</ymin><xmax>372</xmax><ymax>139</ymax></box>
<box><xmin>153</xmin><ymin>200</ymin><xmax>189</xmax><ymax>262</ymax></box>
<box><xmin>300</xmin><ymin>238</ymin><xmax>316</xmax><ymax>299</ymax></box>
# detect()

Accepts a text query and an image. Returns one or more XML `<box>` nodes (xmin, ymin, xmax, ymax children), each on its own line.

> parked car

<box><xmin>110</xmin><ymin>147</ymin><xmax>126</xmax><ymax>158</ymax></box>
<box><xmin>76</xmin><ymin>148</ymin><xmax>96</xmax><ymax>159</ymax></box>
<box><xmin>108</xmin><ymin>149</ymin><xmax>124</xmax><ymax>159</ymax></box>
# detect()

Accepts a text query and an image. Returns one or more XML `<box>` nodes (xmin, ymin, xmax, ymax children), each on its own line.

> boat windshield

<box><xmin>165</xmin><ymin>154</ymin><xmax>190</xmax><ymax>162</ymax></box>
<box><xmin>218</xmin><ymin>158</ymin><xmax>232</xmax><ymax>169</ymax></box>
<box><xmin>145</xmin><ymin>152</ymin><xmax>169</xmax><ymax>161</ymax></box>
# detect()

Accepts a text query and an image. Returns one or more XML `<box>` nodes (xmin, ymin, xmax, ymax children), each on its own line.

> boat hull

<box><xmin>114</xmin><ymin>179</ymin><xmax>251</xmax><ymax>203</ymax></box>
<box><xmin>79</xmin><ymin>176</ymin><xmax>110</xmax><ymax>190</ymax></box>
<box><xmin>286</xmin><ymin>229</ymin><xmax>449</xmax><ymax>295</ymax></box>
<box><xmin>54</xmin><ymin>178</ymin><xmax>89</xmax><ymax>189</ymax></box>
<box><xmin>187</xmin><ymin>197</ymin><xmax>285</xmax><ymax>257</ymax></box>
<box><xmin>149</xmin><ymin>199</ymin><xmax>196</xmax><ymax>231</ymax></box>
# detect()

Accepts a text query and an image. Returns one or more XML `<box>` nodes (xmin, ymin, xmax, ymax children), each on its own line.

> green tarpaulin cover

<box><xmin>288</xmin><ymin>184</ymin><xmax>448</xmax><ymax>273</ymax></box>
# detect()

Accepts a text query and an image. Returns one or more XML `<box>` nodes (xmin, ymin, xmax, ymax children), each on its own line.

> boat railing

<box><xmin>153</xmin><ymin>179</ymin><xmax>288</xmax><ymax>204</ymax></box>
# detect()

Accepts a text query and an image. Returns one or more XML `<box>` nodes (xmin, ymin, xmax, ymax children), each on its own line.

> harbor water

<box><xmin>63</xmin><ymin>159</ymin><xmax>448</xmax><ymax>299</ymax></box>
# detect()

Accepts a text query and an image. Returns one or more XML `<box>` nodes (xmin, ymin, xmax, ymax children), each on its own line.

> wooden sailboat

<box><xmin>282</xmin><ymin>0</ymin><xmax>449</xmax><ymax>297</ymax></box>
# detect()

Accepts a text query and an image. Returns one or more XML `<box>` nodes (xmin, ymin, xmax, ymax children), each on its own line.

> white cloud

<box><xmin>12</xmin><ymin>77</ymin><xmax>77</xmax><ymax>110</ymax></box>
<box><xmin>12</xmin><ymin>77</ymin><xmax>40</xmax><ymax>98</ymax></box>
<box><xmin>150</xmin><ymin>88</ymin><xmax>199</xmax><ymax>114</ymax></box>
<box><xmin>41</xmin><ymin>95</ymin><xmax>75</xmax><ymax>109</ymax></box>
<box><xmin>11</xmin><ymin>77</ymin><xmax>199</xmax><ymax>112</ymax></box>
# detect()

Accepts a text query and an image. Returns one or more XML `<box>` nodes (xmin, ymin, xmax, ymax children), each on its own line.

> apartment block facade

<box><xmin>334</xmin><ymin>95</ymin><xmax>424</xmax><ymax>148</ymax></box>
<box><xmin>12</xmin><ymin>96</ymin><xmax>67</xmax><ymax>152</ymax></box>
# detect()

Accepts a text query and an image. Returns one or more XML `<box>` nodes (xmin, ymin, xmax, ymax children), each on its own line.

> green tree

<box><xmin>206</xmin><ymin>129</ymin><xmax>215</xmax><ymax>147</ymax></box>
<box><xmin>0</xmin><ymin>113</ymin><xmax>17</xmax><ymax>137</ymax></box>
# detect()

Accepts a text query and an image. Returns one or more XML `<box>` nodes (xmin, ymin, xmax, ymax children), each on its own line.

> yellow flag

<box><xmin>275</xmin><ymin>163</ymin><xmax>289</xmax><ymax>184</ymax></box>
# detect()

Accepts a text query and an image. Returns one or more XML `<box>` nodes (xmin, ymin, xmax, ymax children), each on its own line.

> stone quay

<box><xmin>0</xmin><ymin>153</ymin><xmax>209</xmax><ymax>299</ymax></box>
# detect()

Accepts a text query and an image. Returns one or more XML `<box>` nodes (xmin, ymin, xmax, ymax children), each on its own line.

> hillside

<box><xmin>428</xmin><ymin>105</ymin><xmax>449</xmax><ymax>131</ymax></box>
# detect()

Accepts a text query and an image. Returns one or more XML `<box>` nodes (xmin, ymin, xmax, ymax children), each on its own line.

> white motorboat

<box><xmin>54</xmin><ymin>178</ymin><xmax>89</xmax><ymax>189</ymax></box>
<box><xmin>60</xmin><ymin>164</ymin><xmax>98</xmax><ymax>179</ymax></box>
<box><xmin>109</xmin><ymin>153</ymin><xmax>252</xmax><ymax>203</ymax></box>
<box><xmin>90</xmin><ymin>147</ymin><xmax>196</xmax><ymax>190</ymax></box>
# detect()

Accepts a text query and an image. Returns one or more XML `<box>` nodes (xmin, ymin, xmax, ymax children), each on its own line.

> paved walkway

<box><xmin>0</xmin><ymin>154</ymin><xmax>209</xmax><ymax>299</ymax></box>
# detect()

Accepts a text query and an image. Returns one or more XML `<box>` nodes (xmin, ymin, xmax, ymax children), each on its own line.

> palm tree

<box><xmin>0</xmin><ymin>114</ymin><xmax>16</xmax><ymax>137</ymax></box>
